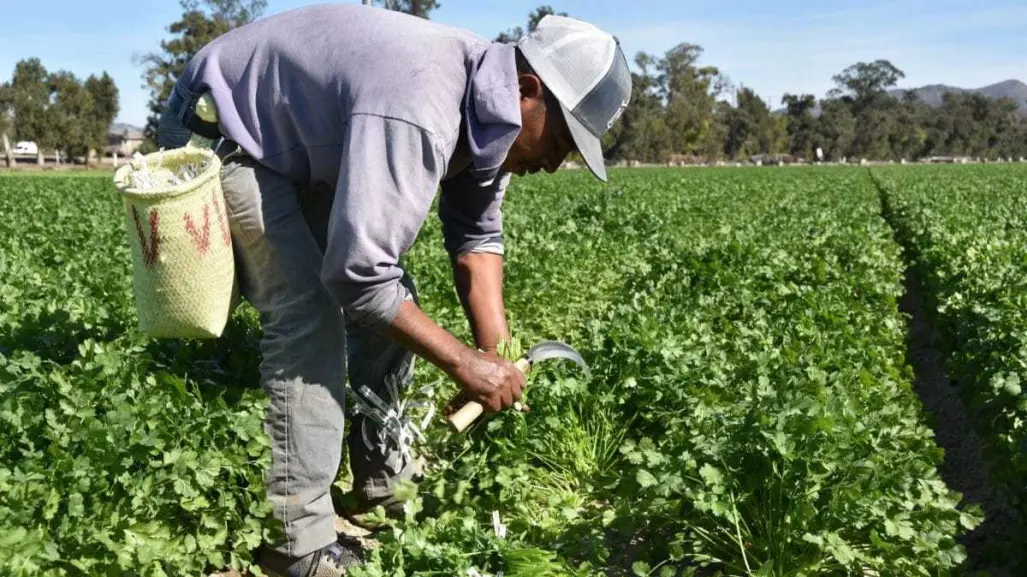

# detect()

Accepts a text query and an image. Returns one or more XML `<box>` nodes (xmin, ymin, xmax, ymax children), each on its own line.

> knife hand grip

<box><xmin>446</xmin><ymin>357</ymin><xmax>532</xmax><ymax>433</ymax></box>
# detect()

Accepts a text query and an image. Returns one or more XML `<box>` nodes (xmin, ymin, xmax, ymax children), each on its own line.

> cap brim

<box><xmin>559</xmin><ymin>102</ymin><xmax>607</xmax><ymax>182</ymax></box>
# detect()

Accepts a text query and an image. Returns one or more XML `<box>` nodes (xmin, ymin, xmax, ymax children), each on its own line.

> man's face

<box><xmin>501</xmin><ymin>74</ymin><xmax>577</xmax><ymax>177</ymax></box>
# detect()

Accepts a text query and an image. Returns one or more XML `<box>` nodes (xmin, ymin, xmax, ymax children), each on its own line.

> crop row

<box><xmin>875</xmin><ymin>164</ymin><xmax>1027</xmax><ymax>569</ymax></box>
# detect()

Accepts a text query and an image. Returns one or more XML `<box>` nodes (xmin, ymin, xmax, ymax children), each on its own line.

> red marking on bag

<box><xmin>132</xmin><ymin>206</ymin><xmax>160</xmax><ymax>267</ymax></box>
<box><xmin>184</xmin><ymin>202</ymin><xmax>211</xmax><ymax>254</ymax></box>
<box><xmin>211</xmin><ymin>190</ymin><xmax>230</xmax><ymax>246</ymax></box>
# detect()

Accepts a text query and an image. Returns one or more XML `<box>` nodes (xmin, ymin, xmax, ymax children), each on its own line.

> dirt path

<box><xmin>873</xmin><ymin>171</ymin><xmax>1017</xmax><ymax>574</ymax></box>
<box><xmin>899</xmin><ymin>266</ymin><xmax>1014</xmax><ymax>575</ymax></box>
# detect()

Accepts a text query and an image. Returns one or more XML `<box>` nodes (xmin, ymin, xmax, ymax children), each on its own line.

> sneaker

<box><xmin>256</xmin><ymin>539</ymin><xmax>362</xmax><ymax>577</ymax></box>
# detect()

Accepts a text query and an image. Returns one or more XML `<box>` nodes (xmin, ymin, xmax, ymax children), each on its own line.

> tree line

<box><xmin>607</xmin><ymin>52</ymin><xmax>1027</xmax><ymax>164</ymax></box>
<box><xmin>0</xmin><ymin>60</ymin><xmax>119</xmax><ymax>167</ymax></box>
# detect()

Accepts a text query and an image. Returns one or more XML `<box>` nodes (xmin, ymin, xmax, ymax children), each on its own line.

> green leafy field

<box><xmin>876</xmin><ymin>164</ymin><xmax>1027</xmax><ymax>570</ymax></box>
<box><xmin>2</xmin><ymin>166</ymin><xmax>1016</xmax><ymax>576</ymax></box>
<box><xmin>0</xmin><ymin>176</ymin><xmax>275</xmax><ymax>576</ymax></box>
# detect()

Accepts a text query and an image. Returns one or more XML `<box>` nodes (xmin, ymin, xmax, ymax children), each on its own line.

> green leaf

<box><xmin>0</xmin><ymin>527</ymin><xmax>26</xmax><ymax>546</ymax></box>
<box><xmin>699</xmin><ymin>463</ymin><xmax>724</xmax><ymax>487</ymax></box>
<box><xmin>825</xmin><ymin>532</ymin><xmax>858</xmax><ymax>565</ymax></box>
<box><xmin>181</xmin><ymin>495</ymin><xmax>210</xmax><ymax>512</ymax></box>
<box><xmin>632</xmin><ymin>561</ymin><xmax>651</xmax><ymax>576</ymax></box>
<box><xmin>68</xmin><ymin>492</ymin><xmax>85</xmax><ymax>517</ymax></box>
<box><xmin>636</xmin><ymin>470</ymin><xmax>658</xmax><ymax>489</ymax></box>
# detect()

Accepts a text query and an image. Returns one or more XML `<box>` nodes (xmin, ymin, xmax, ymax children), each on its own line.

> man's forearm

<box><xmin>386</xmin><ymin>299</ymin><xmax>469</xmax><ymax>377</ymax></box>
<box><xmin>452</xmin><ymin>251</ymin><xmax>510</xmax><ymax>352</ymax></box>
<box><xmin>379</xmin><ymin>250</ymin><xmax>509</xmax><ymax>375</ymax></box>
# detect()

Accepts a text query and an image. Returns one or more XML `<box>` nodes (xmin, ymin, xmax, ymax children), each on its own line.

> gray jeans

<box><xmin>157</xmin><ymin>84</ymin><xmax>421</xmax><ymax>557</ymax></box>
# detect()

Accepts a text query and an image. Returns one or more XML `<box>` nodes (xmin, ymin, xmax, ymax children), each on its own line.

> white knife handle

<box><xmin>446</xmin><ymin>357</ymin><xmax>532</xmax><ymax>433</ymax></box>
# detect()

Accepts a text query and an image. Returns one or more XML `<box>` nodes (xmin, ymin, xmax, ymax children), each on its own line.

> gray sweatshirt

<box><xmin>179</xmin><ymin>4</ymin><xmax>521</xmax><ymax>329</ymax></box>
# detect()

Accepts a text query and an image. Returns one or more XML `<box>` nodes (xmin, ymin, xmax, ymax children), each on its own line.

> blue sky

<box><xmin>3</xmin><ymin>0</ymin><xmax>1024</xmax><ymax>127</ymax></box>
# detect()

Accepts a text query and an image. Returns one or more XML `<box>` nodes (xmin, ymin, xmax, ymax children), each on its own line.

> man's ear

<box><xmin>517</xmin><ymin>73</ymin><xmax>545</xmax><ymax>101</ymax></box>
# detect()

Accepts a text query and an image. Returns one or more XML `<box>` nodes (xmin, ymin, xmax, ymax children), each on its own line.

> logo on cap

<box><xmin>607</xmin><ymin>99</ymin><xmax>629</xmax><ymax>130</ymax></box>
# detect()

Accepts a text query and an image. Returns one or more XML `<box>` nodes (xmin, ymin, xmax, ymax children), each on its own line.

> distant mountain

<box><xmin>977</xmin><ymin>79</ymin><xmax>1027</xmax><ymax>105</ymax></box>
<box><xmin>109</xmin><ymin>122</ymin><xmax>143</xmax><ymax>133</ymax></box>
<box><xmin>888</xmin><ymin>83</ymin><xmax>965</xmax><ymax>107</ymax></box>
<box><xmin>889</xmin><ymin>80</ymin><xmax>1027</xmax><ymax>115</ymax></box>
<box><xmin>773</xmin><ymin>79</ymin><xmax>1027</xmax><ymax>117</ymax></box>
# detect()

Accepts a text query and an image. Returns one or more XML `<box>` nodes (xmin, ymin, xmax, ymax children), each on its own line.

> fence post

<box><xmin>1</xmin><ymin>133</ymin><xmax>13</xmax><ymax>168</ymax></box>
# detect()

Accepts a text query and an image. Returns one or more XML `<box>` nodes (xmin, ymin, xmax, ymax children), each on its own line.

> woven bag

<box><xmin>113</xmin><ymin>147</ymin><xmax>238</xmax><ymax>338</ymax></box>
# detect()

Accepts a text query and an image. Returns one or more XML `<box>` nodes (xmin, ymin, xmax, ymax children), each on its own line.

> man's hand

<box><xmin>448</xmin><ymin>349</ymin><xmax>525</xmax><ymax>413</ymax></box>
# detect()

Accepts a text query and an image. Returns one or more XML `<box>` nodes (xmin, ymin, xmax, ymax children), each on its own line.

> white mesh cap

<box><xmin>516</xmin><ymin>15</ymin><xmax>632</xmax><ymax>181</ymax></box>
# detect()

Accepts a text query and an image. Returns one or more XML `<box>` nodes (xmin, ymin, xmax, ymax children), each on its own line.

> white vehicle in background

<box><xmin>13</xmin><ymin>141</ymin><xmax>38</xmax><ymax>155</ymax></box>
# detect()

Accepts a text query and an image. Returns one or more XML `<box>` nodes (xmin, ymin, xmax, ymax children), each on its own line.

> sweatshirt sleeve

<box><xmin>321</xmin><ymin>114</ymin><xmax>445</xmax><ymax>329</ymax></box>
<box><xmin>438</xmin><ymin>170</ymin><xmax>509</xmax><ymax>257</ymax></box>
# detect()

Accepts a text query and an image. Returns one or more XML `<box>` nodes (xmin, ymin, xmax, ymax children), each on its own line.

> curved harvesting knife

<box><xmin>446</xmin><ymin>340</ymin><xmax>590</xmax><ymax>433</ymax></box>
